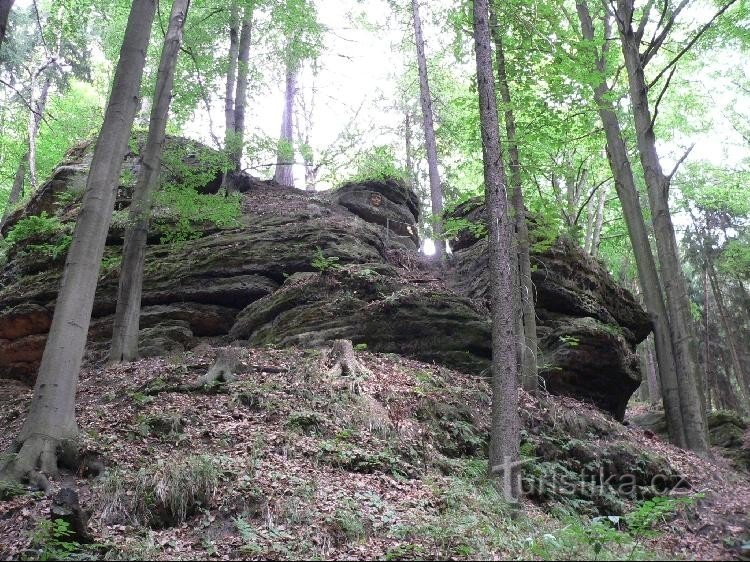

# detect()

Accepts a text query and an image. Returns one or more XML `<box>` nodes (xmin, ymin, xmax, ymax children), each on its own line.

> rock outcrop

<box><xmin>0</xmin><ymin>139</ymin><xmax>651</xmax><ymax>419</ymax></box>
<box><xmin>446</xmin><ymin>198</ymin><xmax>651</xmax><ymax>420</ymax></box>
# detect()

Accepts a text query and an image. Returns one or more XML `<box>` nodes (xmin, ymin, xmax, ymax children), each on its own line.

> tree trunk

<box><xmin>0</xmin><ymin>0</ymin><xmax>13</xmax><ymax>48</ymax></box>
<box><xmin>1</xmin><ymin>0</ymin><xmax>156</xmax><ymax>483</ymax></box>
<box><xmin>411</xmin><ymin>0</ymin><xmax>445</xmax><ymax>259</ymax></box>
<box><xmin>110</xmin><ymin>0</ymin><xmax>190</xmax><ymax>362</ymax></box>
<box><xmin>273</xmin><ymin>59</ymin><xmax>297</xmax><ymax>187</ymax></box>
<box><xmin>1</xmin><ymin>153</ymin><xmax>26</xmax><ymax>227</ymax></box>
<box><xmin>645</xmin><ymin>337</ymin><xmax>661</xmax><ymax>404</ymax></box>
<box><xmin>223</xmin><ymin>0</ymin><xmax>239</xmax><ymax>161</ymax></box>
<box><xmin>473</xmin><ymin>0</ymin><xmax>521</xmax><ymax>505</ymax></box>
<box><xmin>590</xmin><ymin>184</ymin><xmax>607</xmax><ymax>257</ymax></box>
<box><xmin>27</xmin><ymin>64</ymin><xmax>54</xmax><ymax>192</ymax></box>
<box><xmin>490</xmin><ymin>12</ymin><xmax>538</xmax><ymax>393</ymax></box>
<box><xmin>576</xmin><ymin>0</ymin><xmax>687</xmax><ymax>448</ymax></box>
<box><xmin>707</xmin><ymin>261</ymin><xmax>748</xmax><ymax>395</ymax></box>
<box><xmin>230</xmin><ymin>3</ymin><xmax>253</xmax><ymax>172</ymax></box>
<box><xmin>616</xmin><ymin>4</ymin><xmax>708</xmax><ymax>454</ymax></box>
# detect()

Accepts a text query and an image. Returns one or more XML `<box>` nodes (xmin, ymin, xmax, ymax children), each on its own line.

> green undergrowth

<box><xmin>78</xmin><ymin>347</ymin><xmax>695</xmax><ymax>560</ymax></box>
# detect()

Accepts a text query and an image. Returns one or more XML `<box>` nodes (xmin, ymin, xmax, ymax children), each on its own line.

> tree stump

<box><xmin>50</xmin><ymin>487</ymin><xmax>93</xmax><ymax>544</ymax></box>
<box><xmin>325</xmin><ymin>340</ymin><xmax>371</xmax><ymax>392</ymax></box>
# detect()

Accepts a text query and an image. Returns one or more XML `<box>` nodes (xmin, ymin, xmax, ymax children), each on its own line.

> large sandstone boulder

<box><xmin>446</xmin><ymin>198</ymin><xmax>651</xmax><ymax>420</ymax></box>
<box><xmin>0</xmin><ymin>139</ymin><xmax>651</xmax><ymax>420</ymax></box>
<box><xmin>230</xmin><ymin>266</ymin><xmax>491</xmax><ymax>373</ymax></box>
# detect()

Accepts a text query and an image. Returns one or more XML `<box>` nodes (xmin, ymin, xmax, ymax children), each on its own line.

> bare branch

<box><xmin>650</xmin><ymin>63</ymin><xmax>677</xmax><ymax>130</ymax></box>
<box><xmin>648</xmin><ymin>0</ymin><xmax>739</xmax><ymax>87</ymax></box>
<box><xmin>666</xmin><ymin>144</ymin><xmax>694</xmax><ymax>183</ymax></box>
<box><xmin>642</xmin><ymin>0</ymin><xmax>691</xmax><ymax>67</ymax></box>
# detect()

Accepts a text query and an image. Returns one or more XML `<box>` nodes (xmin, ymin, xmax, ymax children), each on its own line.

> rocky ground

<box><xmin>1</xmin><ymin>344</ymin><xmax>749</xmax><ymax>561</ymax></box>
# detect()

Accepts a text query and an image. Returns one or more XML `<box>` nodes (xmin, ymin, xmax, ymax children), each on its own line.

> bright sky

<box><xmin>183</xmin><ymin>0</ymin><xmax>412</xmax><ymax>189</ymax></box>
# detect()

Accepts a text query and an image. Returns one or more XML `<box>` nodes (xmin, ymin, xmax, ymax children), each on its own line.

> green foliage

<box><xmin>0</xmin><ymin>478</ymin><xmax>26</xmax><ymax>501</ymax></box>
<box><xmin>311</xmin><ymin>247</ymin><xmax>341</xmax><ymax>272</ymax></box>
<box><xmin>26</xmin><ymin>519</ymin><xmax>82</xmax><ymax>561</ymax></box>
<box><xmin>2</xmin><ymin>212</ymin><xmax>72</xmax><ymax>260</ymax></box>
<box><xmin>348</xmin><ymin>145</ymin><xmax>408</xmax><ymax>184</ymax></box>
<box><xmin>442</xmin><ymin>216</ymin><xmax>487</xmax><ymax>241</ymax></box>
<box><xmin>5</xmin><ymin>212</ymin><xmax>63</xmax><ymax>246</ymax></box>
<box><xmin>150</xmin><ymin>143</ymin><xmax>240</xmax><ymax>244</ymax></box>
<box><xmin>624</xmin><ymin>495</ymin><xmax>701</xmax><ymax>539</ymax></box>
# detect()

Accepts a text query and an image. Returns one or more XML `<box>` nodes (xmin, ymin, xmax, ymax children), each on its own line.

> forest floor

<box><xmin>0</xmin><ymin>345</ymin><xmax>749</xmax><ymax>561</ymax></box>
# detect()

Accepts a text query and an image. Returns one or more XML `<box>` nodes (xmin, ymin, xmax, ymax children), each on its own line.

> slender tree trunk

<box><xmin>473</xmin><ymin>0</ymin><xmax>521</xmax><ymax>505</ymax></box>
<box><xmin>1</xmin><ymin>153</ymin><xmax>26</xmax><ymax>226</ymax></box>
<box><xmin>1</xmin><ymin>0</ymin><xmax>156</xmax><ymax>483</ymax></box>
<box><xmin>223</xmin><ymin>0</ymin><xmax>239</xmax><ymax>161</ymax></box>
<box><xmin>411</xmin><ymin>0</ymin><xmax>445</xmax><ymax>259</ymax></box>
<box><xmin>615</xmin><ymin>2</ymin><xmax>708</xmax><ymax>453</ymax></box>
<box><xmin>273</xmin><ymin>59</ymin><xmax>297</xmax><ymax>187</ymax></box>
<box><xmin>645</xmin><ymin>338</ymin><xmax>661</xmax><ymax>404</ymax></box>
<box><xmin>590</xmin><ymin>184</ymin><xmax>607</xmax><ymax>257</ymax></box>
<box><xmin>110</xmin><ymin>0</ymin><xmax>190</xmax><ymax>362</ymax></box>
<box><xmin>708</xmin><ymin>261</ymin><xmax>748</xmax><ymax>395</ymax></box>
<box><xmin>490</xmin><ymin>12</ymin><xmax>537</xmax><ymax>393</ymax></box>
<box><xmin>0</xmin><ymin>0</ymin><xmax>13</xmax><ymax>48</ymax></box>
<box><xmin>230</xmin><ymin>3</ymin><xmax>252</xmax><ymax>172</ymax></box>
<box><xmin>576</xmin><ymin>0</ymin><xmax>687</xmax><ymax>448</ymax></box>
<box><xmin>27</xmin><ymin>67</ymin><xmax>53</xmax><ymax>192</ymax></box>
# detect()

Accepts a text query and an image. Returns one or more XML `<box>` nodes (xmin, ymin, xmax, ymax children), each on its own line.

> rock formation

<box><xmin>0</xmin><ymin>138</ymin><xmax>651</xmax><ymax>420</ymax></box>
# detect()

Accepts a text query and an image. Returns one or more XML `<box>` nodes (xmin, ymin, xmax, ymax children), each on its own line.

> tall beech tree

<box><xmin>0</xmin><ymin>0</ymin><xmax>157</xmax><ymax>482</ymax></box>
<box><xmin>411</xmin><ymin>0</ymin><xmax>445</xmax><ymax>259</ymax></box>
<box><xmin>272</xmin><ymin>0</ymin><xmax>321</xmax><ymax>188</ymax></box>
<box><xmin>612</xmin><ymin>0</ymin><xmax>738</xmax><ymax>452</ymax></box>
<box><xmin>490</xmin><ymin>5</ymin><xmax>537</xmax><ymax>393</ymax></box>
<box><xmin>575</xmin><ymin>0</ymin><xmax>691</xmax><ymax>449</ymax></box>
<box><xmin>274</xmin><ymin>57</ymin><xmax>297</xmax><ymax>186</ymax></box>
<box><xmin>473</xmin><ymin>0</ymin><xmax>521</xmax><ymax>504</ymax></box>
<box><xmin>110</xmin><ymin>0</ymin><xmax>191</xmax><ymax>363</ymax></box>
<box><xmin>223</xmin><ymin>0</ymin><xmax>254</xmax><ymax>180</ymax></box>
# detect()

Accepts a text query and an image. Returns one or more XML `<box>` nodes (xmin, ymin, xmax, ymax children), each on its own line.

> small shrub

<box><xmin>286</xmin><ymin>410</ymin><xmax>326</xmax><ymax>433</ymax></box>
<box><xmin>348</xmin><ymin>145</ymin><xmax>408</xmax><ymax>184</ymax></box>
<box><xmin>97</xmin><ymin>455</ymin><xmax>220</xmax><ymax>528</ymax></box>
<box><xmin>0</xmin><ymin>478</ymin><xmax>26</xmax><ymax>501</ymax></box>
<box><xmin>3</xmin><ymin>212</ymin><xmax>72</xmax><ymax>260</ymax></box>
<box><xmin>311</xmin><ymin>247</ymin><xmax>341</xmax><ymax>272</ymax></box>
<box><xmin>26</xmin><ymin>519</ymin><xmax>83</xmax><ymax>561</ymax></box>
<box><xmin>325</xmin><ymin>505</ymin><xmax>366</xmax><ymax>544</ymax></box>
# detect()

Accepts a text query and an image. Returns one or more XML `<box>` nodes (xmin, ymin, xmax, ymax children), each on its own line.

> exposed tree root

<box><xmin>325</xmin><ymin>339</ymin><xmax>371</xmax><ymax>393</ymax></box>
<box><xmin>1</xmin><ymin>434</ymin><xmax>79</xmax><ymax>492</ymax></box>
<box><xmin>142</xmin><ymin>348</ymin><xmax>243</xmax><ymax>396</ymax></box>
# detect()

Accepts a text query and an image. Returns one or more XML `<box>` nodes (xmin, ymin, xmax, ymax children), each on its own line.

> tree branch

<box><xmin>647</xmin><ymin>0</ymin><xmax>739</xmax><ymax>87</ymax></box>
<box><xmin>650</xmin><ymin>63</ymin><xmax>677</xmax><ymax>130</ymax></box>
<box><xmin>666</xmin><ymin>144</ymin><xmax>694</xmax><ymax>183</ymax></box>
<box><xmin>642</xmin><ymin>0</ymin><xmax>691</xmax><ymax>67</ymax></box>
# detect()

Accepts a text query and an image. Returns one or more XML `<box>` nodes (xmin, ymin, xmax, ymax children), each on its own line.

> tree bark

<box><xmin>1</xmin><ymin>0</ymin><xmax>156</xmax><ymax>483</ymax></box>
<box><xmin>411</xmin><ymin>0</ymin><xmax>445</xmax><ymax>259</ymax></box>
<box><xmin>273</xmin><ymin>59</ymin><xmax>297</xmax><ymax>187</ymax></box>
<box><xmin>0</xmin><ymin>0</ymin><xmax>13</xmax><ymax>48</ymax></box>
<box><xmin>1</xmin><ymin>153</ymin><xmax>26</xmax><ymax>227</ymax></box>
<box><xmin>223</xmin><ymin>0</ymin><xmax>239</xmax><ymax>157</ymax></box>
<box><xmin>27</xmin><ymin>61</ymin><xmax>55</xmax><ymax>192</ymax></box>
<box><xmin>110</xmin><ymin>0</ymin><xmax>190</xmax><ymax>362</ymax></box>
<box><xmin>590</xmin><ymin>184</ymin><xmax>607</xmax><ymax>257</ymax></box>
<box><xmin>576</xmin><ymin>0</ymin><xmax>688</xmax><ymax>448</ymax></box>
<box><xmin>473</xmin><ymin>0</ymin><xmax>521</xmax><ymax>505</ymax></box>
<box><xmin>645</xmin><ymin>337</ymin><xmax>661</xmax><ymax>404</ymax></box>
<box><xmin>615</xmin><ymin>1</ymin><xmax>708</xmax><ymax>453</ymax></box>
<box><xmin>490</xmin><ymin>11</ymin><xmax>538</xmax><ymax>393</ymax></box>
<box><xmin>707</xmin><ymin>261</ymin><xmax>748</xmax><ymax>395</ymax></box>
<box><xmin>230</xmin><ymin>3</ymin><xmax>253</xmax><ymax>172</ymax></box>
